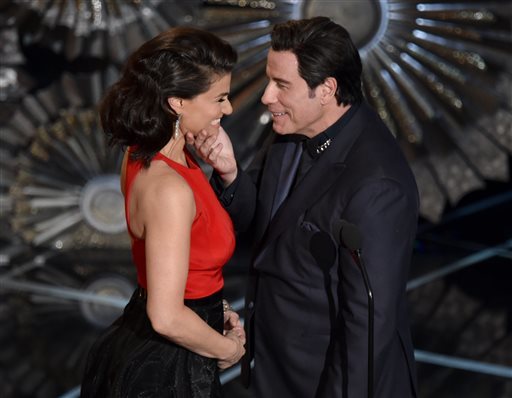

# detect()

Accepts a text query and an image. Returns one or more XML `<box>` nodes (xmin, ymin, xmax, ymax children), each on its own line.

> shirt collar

<box><xmin>303</xmin><ymin>101</ymin><xmax>361</xmax><ymax>159</ymax></box>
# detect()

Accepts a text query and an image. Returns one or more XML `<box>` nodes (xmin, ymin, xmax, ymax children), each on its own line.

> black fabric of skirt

<box><xmin>80</xmin><ymin>287</ymin><xmax>224</xmax><ymax>398</ymax></box>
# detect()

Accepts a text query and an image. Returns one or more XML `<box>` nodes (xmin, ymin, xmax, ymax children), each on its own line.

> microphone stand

<box><xmin>351</xmin><ymin>248</ymin><xmax>374</xmax><ymax>398</ymax></box>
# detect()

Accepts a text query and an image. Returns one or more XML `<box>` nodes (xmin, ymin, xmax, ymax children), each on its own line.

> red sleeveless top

<box><xmin>124</xmin><ymin>148</ymin><xmax>235</xmax><ymax>299</ymax></box>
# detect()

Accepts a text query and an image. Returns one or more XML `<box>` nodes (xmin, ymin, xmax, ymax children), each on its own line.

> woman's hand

<box><xmin>218</xmin><ymin>303</ymin><xmax>246</xmax><ymax>369</ymax></box>
<box><xmin>218</xmin><ymin>330</ymin><xmax>246</xmax><ymax>369</ymax></box>
<box><xmin>223</xmin><ymin>310</ymin><xmax>244</xmax><ymax>336</ymax></box>
<box><xmin>222</xmin><ymin>300</ymin><xmax>245</xmax><ymax>343</ymax></box>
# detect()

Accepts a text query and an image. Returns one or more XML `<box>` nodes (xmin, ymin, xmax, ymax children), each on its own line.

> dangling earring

<box><xmin>174</xmin><ymin>114</ymin><xmax>181</xmax><ymax>140</ymax></box>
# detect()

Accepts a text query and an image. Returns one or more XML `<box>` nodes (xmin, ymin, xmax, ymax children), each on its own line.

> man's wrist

<box><xmin>211</xmin><ymin>166</ymin><xmax>241</xmax><ymax>207</ymax></box>
<box><xmin>217</xmin><ymin>169</ymin><xmax>238</xmax><ymax>187</ymax></box>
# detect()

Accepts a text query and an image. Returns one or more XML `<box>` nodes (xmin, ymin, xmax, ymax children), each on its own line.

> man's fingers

<box><xmin>192</xmin><ymin>129</ymin><xmax>208</xmax><ymax>148</ymax></box>
<box><xmin>200</xmin><ymin>134</ymin><xmax>217</xmax><ymax>152</ymax></box>
<box><xmin>184</xmin><ymin>131</ymin><xmax>195</xmax><ymax>145</ymax></box>
<box><xmin>208</xmin><ymin>143</ymin><xmax>223</xmax><ymax>162</ymax></box>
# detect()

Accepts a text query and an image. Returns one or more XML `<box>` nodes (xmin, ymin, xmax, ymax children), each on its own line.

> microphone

<box><xmin>309</xmin><ymin>230</ymin><xmax>337</xmax><ymax>271</ymax></box>
<box><xmin>332</xmin><ymin>219</ymin><xmax>362</xmax><ymax>251</ymax></box>
<box><xmin>333</xmin><ymin>220</ymin><xmax>374</xmax><ymax>398</ymax></box>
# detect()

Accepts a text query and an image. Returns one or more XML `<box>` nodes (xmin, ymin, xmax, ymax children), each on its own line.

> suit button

<box><xmin>248</xmin><ymin>301</ymin><xmax>254</xmax><ymax>309</ymax></box>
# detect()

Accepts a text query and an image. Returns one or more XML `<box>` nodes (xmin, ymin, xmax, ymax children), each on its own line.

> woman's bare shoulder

<box><xmin>137</xmin><ymin>162</ymin><xmax>194</xmax><ymax>216</ymax></box>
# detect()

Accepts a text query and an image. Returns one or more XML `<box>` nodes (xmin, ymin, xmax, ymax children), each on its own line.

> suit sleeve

<box><xmin>211</xmin><ymin>168</ymin><xmax>258</xmax><ymax>233</ymax></box>
<box><xmin>210</xmin><ymin>132</ymin><xmax>274</xmax><ymax>233</ymax></box>
<box><xmin>340</xmin><ymin>177</ymin><xmax>418</xmax><ymax>396</ymax></box>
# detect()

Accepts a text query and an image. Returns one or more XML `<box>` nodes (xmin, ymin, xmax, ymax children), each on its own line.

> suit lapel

<box><xmin>253</xmin><ymin>140</ymin><xmax>289</xmax><ymax>244</ymax></box>
<box><xmin>262</xmin><ymin>154</ymin><xmax>346</xmax><ymax>247</ymax></box>
<box><xmin>256</xmin><ymin>104</ymin><xmax>367</xmax><ymax>256</ymax></box>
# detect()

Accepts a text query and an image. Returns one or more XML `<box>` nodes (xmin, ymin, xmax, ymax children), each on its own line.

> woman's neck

<box><xmin>159</xmin><ymin>135</ymin><xmax>187</xmax><ymax>165</ymax></box>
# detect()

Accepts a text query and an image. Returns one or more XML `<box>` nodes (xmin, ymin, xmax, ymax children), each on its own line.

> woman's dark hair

<box><xmin>270</xmin><ymin>16</ymin><xmax>363</xmax><ymax>106</ymax></box>
<box><xmin>100</xmin><ymin>27</ymin><xmax>237</xmax><ymax>167</ymax></box>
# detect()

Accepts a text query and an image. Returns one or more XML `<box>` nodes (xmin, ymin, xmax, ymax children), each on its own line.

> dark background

<box><xmin>0</xmin><ymin>1</ymin><xmax>511</xmax><ymax>397</ymax></box>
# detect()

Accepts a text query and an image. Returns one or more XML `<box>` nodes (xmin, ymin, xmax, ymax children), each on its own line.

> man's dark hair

<box><xmin>100</xmin><ymin>27</ymin><xmax>237</xmax><ymax>167</ymax></box>
<box><xmin>271</xmin><ymin>16</ymin><xmax>363</xmax><ymax>106</ymax></box>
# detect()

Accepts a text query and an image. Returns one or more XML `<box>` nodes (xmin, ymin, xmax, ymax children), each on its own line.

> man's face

<box><xmin>261</xmin><ymin>49</ymin><xmax>324</xmax><ymax>137</ymax></box>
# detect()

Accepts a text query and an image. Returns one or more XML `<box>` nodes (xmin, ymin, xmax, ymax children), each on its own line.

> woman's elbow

<box><xmin>148</xmin><ymin>310</ymin><xmax>183</xmax><ymax>340</ymax></box>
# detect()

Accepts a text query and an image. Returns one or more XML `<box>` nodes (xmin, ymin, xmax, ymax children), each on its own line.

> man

<box><xmin>188</xmin><ymin>16</ymin><xmax>418</xmax><ymax>398</ymax></box>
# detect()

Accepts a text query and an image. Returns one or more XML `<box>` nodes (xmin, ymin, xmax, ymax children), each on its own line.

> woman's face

<box><xmin>177</xmin><ymin>73</ymin><xmax>233</xmax><ymax>137</ymax></box>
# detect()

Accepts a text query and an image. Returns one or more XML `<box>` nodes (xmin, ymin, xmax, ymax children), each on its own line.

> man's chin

<box><xmin>274</xmin><ymin>131</ymin><xmax>295</xmax><ymax>136</ymax></box>
<box><xmin>272</xmin><ymin>123</ymin><xmax>293</xmax><ymax>135</ymax></box>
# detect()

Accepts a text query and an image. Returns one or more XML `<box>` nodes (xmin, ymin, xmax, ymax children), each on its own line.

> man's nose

<box><xmin>261</xmin><ymin>82</ymin><xmax>276</xmax><ymax>105</ymax></box>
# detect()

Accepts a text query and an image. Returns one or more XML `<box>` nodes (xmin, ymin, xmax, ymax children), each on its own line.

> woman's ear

<box><xmin>167</xmin><ymin>97</ymin><xmax>183</xmax><ymax>114</ymax></box>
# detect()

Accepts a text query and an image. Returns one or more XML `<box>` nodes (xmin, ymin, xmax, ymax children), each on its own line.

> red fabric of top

<box><xmin>124</xmin><ymin>148</ymin><xmax>235</xmax><ymax>299</ymax></box>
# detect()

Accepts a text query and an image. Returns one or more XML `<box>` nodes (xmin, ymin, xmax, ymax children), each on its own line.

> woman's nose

<box><xmin>223</xmin><ymin>99</ymin><xmax>233</xmax><ymax>115</ymax></box>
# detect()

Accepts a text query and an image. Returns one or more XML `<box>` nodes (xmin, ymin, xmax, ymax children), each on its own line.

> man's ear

<box><xmin>319</xmin><ymin>77</ymin><xmax>337</xmax><ymax>105</ymax></box>
<box><xmin>167</xmin><ymin>97</ymin><xmax>183</xmax><ymax>113</ymax></box>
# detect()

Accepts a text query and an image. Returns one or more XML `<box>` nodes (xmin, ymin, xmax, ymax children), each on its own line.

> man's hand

<box><xmin>185</xmin><ymin>126</ymin><xmax>238</xmax><ymax>186</ymax></box>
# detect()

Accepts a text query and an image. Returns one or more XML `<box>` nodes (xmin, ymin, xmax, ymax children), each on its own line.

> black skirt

<box><xmin>80</xmin><ymin>287</ymin><xmax>224</xmax><ymax>398</ymax></box>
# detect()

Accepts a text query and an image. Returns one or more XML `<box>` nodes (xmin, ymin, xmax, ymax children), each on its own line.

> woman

<box><xmin>80</xmin><ymin>27</ymin><xmax>245</xmax><ymax>398</ymax></box>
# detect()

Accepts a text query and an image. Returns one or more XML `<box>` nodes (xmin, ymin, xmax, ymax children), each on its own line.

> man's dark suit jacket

<box><xmin>217</xmin><ymin>102</ymin><xmax>419</xmax><ymax>397</ymax></box>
